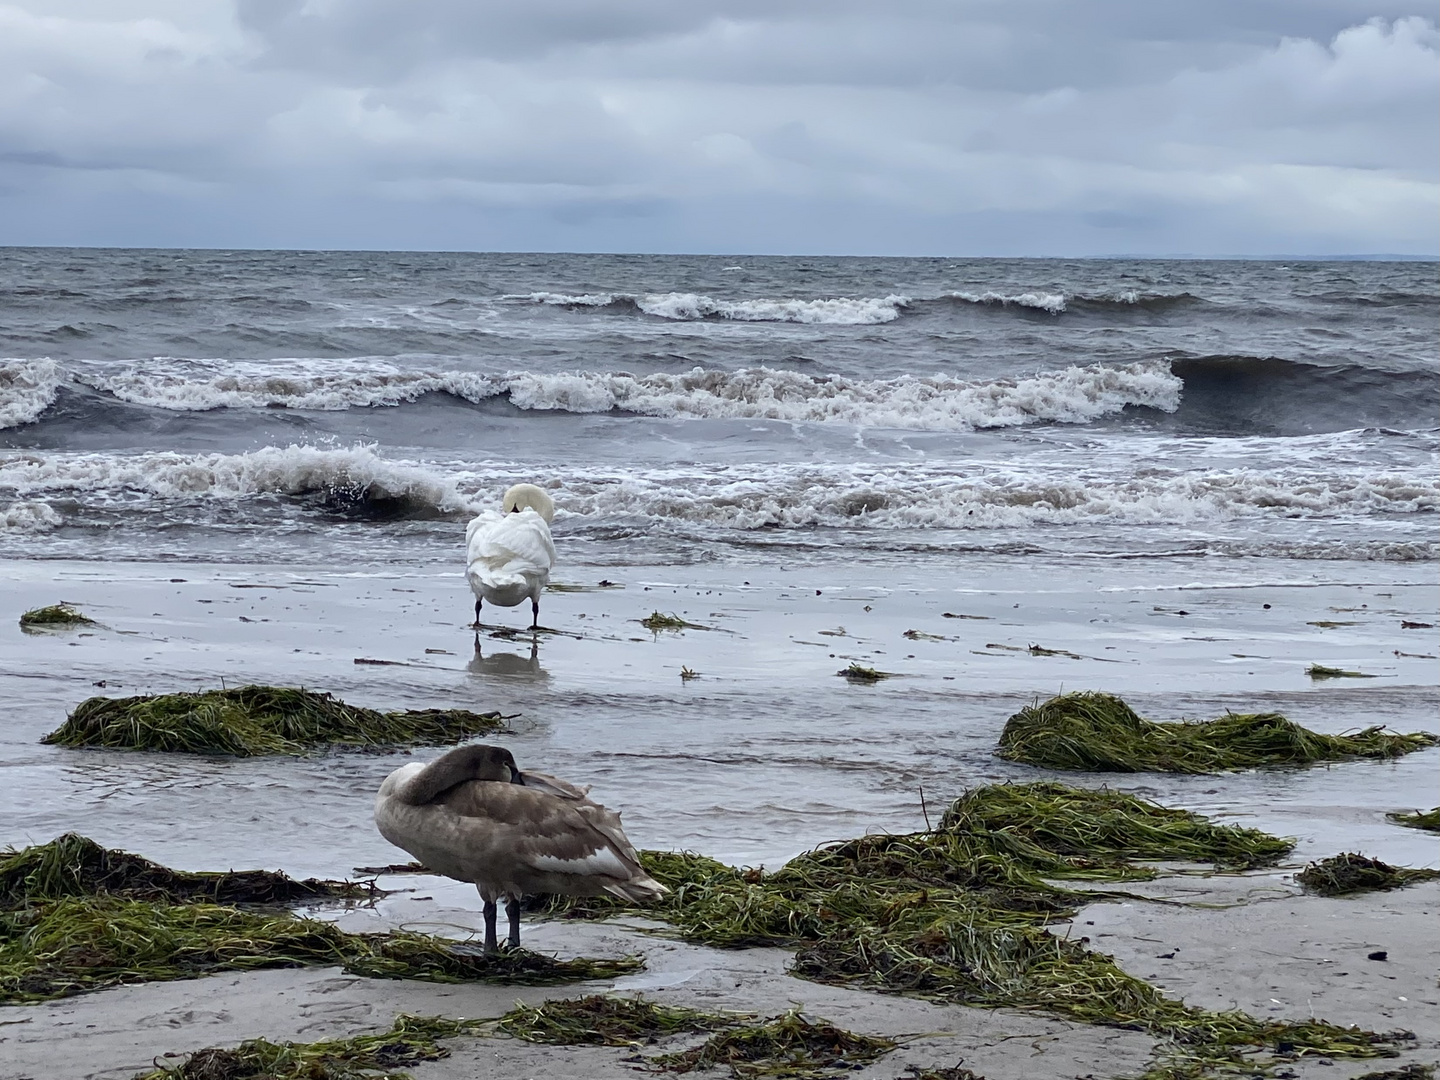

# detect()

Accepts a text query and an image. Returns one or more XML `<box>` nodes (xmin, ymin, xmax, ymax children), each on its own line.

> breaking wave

<box><xmin>0</xmin><ymin>359</ymin><xmax>62</xmax><ymax>430</ymax></box>
<box><xmin>2</xmin><ymin>447</ymin><xmax>1433</xmax><ymax>532</ymax></box>
<box><xmin>518</xmin><ymin>291</ymin><xmax>911</xmax><ymax>324</ymax></box>
<box><xmin>0</xmin><ymin>445</ymin><xmax>474</xmax><ymax>520</ymax></box>
<box><xmin>0</xmin><ymin>499</ymin><xmax>60</xmax><ymax>533</ymax></box>
<box><xmin>46</xmin><ymin>360</ymin><xmax>1184</xmax><ymax>432</ymax></box>
<box><xmin>514</xmin><ymin>289</ymin><xmax>1203</xmax><ymax>320</ymax></box>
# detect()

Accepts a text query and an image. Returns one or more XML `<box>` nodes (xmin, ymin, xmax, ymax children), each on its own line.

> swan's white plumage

<box><xmin>465</xmin><ymin>484</ymin><xmax>556</xmax><ymax>613</ymax></box>
<box><xmin>466</xmin><ymin>508</ymin><xmax>556</xmax><ymax>608</ymax></box>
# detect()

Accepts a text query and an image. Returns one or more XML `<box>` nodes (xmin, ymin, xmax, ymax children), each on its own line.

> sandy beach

<box><xmin>2</xmin><ymin>553</ymin><xmax>1437</xmax><ymax>1079</ymax></box>
<box><xmin>1</xmin><ymin>873</ymin><xmax>1435</xmax><ymax>1080</ymax></box>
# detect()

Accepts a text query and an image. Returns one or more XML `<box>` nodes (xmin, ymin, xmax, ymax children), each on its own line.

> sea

<box><xmin>0</xmin><ymin>248</ymin><xmax>1436</xmax><ymax>874</ymax></box>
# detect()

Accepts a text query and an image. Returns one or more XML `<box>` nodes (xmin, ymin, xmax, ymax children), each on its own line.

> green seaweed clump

<box><xmin>0</xmin><ymin>836</ymin><xmax>640</xmax><ymax>1005</ymax></box>
<box><xmin>1307</xmin><ymin>664</ymin><xmax>1376</xmax><ymax>679</ymax></box>
<box><xmin>1296</xmin><ymin>853</ymin><xmax>1440</xmax><ymax>897</ymax></box>
<box><xmin>0</xmin><ymin>894</ymin><xmax>639</xmax><ymax>1004</ymax></box>
<box><xmin>19</xmin><ymin>603</ymin><xmax>95</xmax><ymax>630</ymax></box>
<box><xmin>0</xmin><ymin>833</ymin><xmax>377</xmax><ymax>910</ymax></box>
<box><xmin>641</xmin><ymin>611</ymin><xmax>703</xmax><ymax>631</ymax></box>
<box><xmin>43</xmin><ymin>684</ymin><xmax>509</xmax><ymax>755</ymax></box>
<box><xmin>1353</xmin><ymin>1065</ymin><xmax>1436</xmax><ymax>1080</ymax></box>
<box><xmin>838</xmin><ymin>663</ymin><xmax>890</xmax><ymax>682</ymax></box>
<box><xmin>652</xmin><ymin>1008</ymin><xmax>897</xmax><ymax>1078</ymax></box>
<box><xmin>496</xmin><ymin>994</ymin><xmax>745</xmax><ymax>1046</ymax></box>
<box><xmin>998</xmin><ymin>692</ymin><xmax>1437</xmax><ymax>773</ymax></box>
<box><xmin>1386</xmin><ymin>807</ymin><xmax>1440</xmax><ymax>834</ymax></box>
<box><xmin>529</xmin><ymin>782</ymin><xmax>1403</xmax><ymax>1078</ymax></box>
<box><xmin>134</xmin><ymin>1013</ymin><xmax>482</xmax><ymax>1080</ymax></box>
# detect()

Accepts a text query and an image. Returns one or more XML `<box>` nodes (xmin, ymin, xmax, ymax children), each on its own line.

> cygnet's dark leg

<box><xmin>481</xmin><ymin>897</ymin><xmax>498</xmax><ymax>954</ymax></box>
<box><xmin>472</xmin><ymin>598</ymin><xmax>483</xmax><ymax>629</ymax></box>
<box><xmin>530</xmin><ymin>596</ymin><xmax>540</xmax><ymax>629</ymax></box>
<box><xmin>506</xmin><ymin>897</ymin><xmax>522</xmax><ymax>949</ymax></box>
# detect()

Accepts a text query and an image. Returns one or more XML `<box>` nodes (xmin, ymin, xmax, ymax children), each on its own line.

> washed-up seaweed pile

<box><xmin>998</xmin><ymin>692</ymin><xmax>1438</xmax><ymax>773</ymax></box>
<box><xmin>1296</xmin><ymin>853</ymin><xmax>1440</xmax><ymax>897</ymax></box>
<box><xmin>1386</xmin><ymin>808</ymin><xmax>1440</xmax><ymax>834</ymax></box>
<box><xmin>19</xmin><ymin>603</ymin><xmax>96</xmax><ymax>629</ymax></box>
<box><xmin>42</xmin><ymin>685</ymin><xmax>509</xmax><ymax>755</ymax></box>
<box><xmin>0</xmin><ymin>836</ymin><xmax>639</xmax><ymax>1004</ymax></box>
<box><xmin>532</xmin><ymin>783</ymin><xmax>1407</xmax><ymax>1078</ymax></box>
<box><xmin>497</xmin><ymin>997</ymin><xmax>895</xmax><ymax>1079</ymax></box>
<box><xmin>134</xmin><ymin>1014</ymin><xmax>483</xmax><ymax>1080</ymax></box>
<box><xmin>495</xmin><ymin>994</ymin><xmax>747</xmax><ymax>1046</ymax></box>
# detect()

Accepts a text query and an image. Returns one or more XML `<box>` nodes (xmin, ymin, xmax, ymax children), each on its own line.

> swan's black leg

<box><xmin>472</xmin><ymin>598</ymin><xmax>482</xmax><ymax>629</ymax></box>
<box><xmin>506</xmin><ymin>897</ymin><xmax>522</xmax><ymax>949</ymax></box>
<box><xmin>530</xmin><ymin>596</ymin><xmax>540</xmax><ymax>629</ymax></box>
<box><xmin>482</xmin><ymin>898</ymin><xmax>498</xmax><ymax>953</ymax></box>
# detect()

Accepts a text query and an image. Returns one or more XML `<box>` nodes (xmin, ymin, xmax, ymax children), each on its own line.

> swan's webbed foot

<box><xmin>482</xmin><ymin>898</ymin><xmax>499</xmax><ymax>954</ymax></box>
<box><xmin>530</xmin><ymin>597</ymin><xmax>540</xmax><ymax>629</ymax></box>
<box><xmin>471</xmin><ymin>598</ymin><xmax>483</xmax><ymax>630</ymax></box>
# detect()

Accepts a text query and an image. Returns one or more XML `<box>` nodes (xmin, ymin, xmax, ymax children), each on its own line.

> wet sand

<box><xmin>1</xmin><ymin>876</ymin><xmax>1436</xmax><ymax>1080</ymax></box>
<box><xmin>1</xmin><ymin>555</ymin><xmax>1436</xmax><ymax>1078</ymax></box>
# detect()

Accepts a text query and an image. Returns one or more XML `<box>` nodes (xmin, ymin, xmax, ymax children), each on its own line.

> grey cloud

<box><xmin>0</xmin><ymin>0</ymin><xmax>1434</xmax><ymax>254</ymax></box>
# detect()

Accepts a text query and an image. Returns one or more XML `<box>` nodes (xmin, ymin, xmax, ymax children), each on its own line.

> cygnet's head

<box><xmin>502</xmin><ymin>483</ymin><xmax>555</xmax><ymax>524</ymax></box>
<box><xmin>457</xmin><ymin>743</ymin><xmax>526</xmax><ymax>785</ymax></box>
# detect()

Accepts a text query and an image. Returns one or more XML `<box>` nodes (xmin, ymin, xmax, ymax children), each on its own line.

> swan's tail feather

<box><xmin>602</xmin><ymin>874</ymin><xmax>670</xmax><ymax>904</ymax></box>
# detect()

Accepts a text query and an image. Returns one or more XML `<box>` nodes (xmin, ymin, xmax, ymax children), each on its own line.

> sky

<box><xmin>0</xmin><ymin>0</ymin><xmax>1436</xmax><ymax>256</ymax></box>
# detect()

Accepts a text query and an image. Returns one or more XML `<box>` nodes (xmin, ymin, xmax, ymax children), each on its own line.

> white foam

<box><xmin>61</xmin><ymin>358</ymin><xmax>1184</xmax><ymax>431</ymax></box>
<box><xmin>947</xmin><ymin>290</ymin><xmax>1068</xmax><ymax>314</ymax></box>
<box><xmin>635</xmin><ymin>292</ymin><xmax>909</xmax><ymax>324</ymax></box>
<box><xmin>0</xmin><ymin>500</ymin><xmax>60</xmax><ymax>533</ymax></box>
<box><xmin>501</xmin><ymin>361</ymin><xmax>1184</xmax><ymax>430</ymax></box>
<box><xmin>76</xmin><ymin>359</ymin><xmax>501</xmax><ymax>413</ymax></box>
<box><xmin>0</xmin><ymin>444</ymin><xmax>476</xmax><ymax>516</ymax></box>
<box><xmin>527</xmin><ymin>461</ymin><xmax>1440</xmax><ymax>531</ymax></box>
<box><xmin>515</xmin><ymin>291</ymin><xmax>909</xmax><ymax>324</ymax></box>
<box><xmin>0</xmin><ymin>359</ymin><xmax>63</xmax><ymax>430</ymax></box>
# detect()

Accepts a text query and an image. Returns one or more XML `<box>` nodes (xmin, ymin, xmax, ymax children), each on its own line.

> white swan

<box><xmin>373</xmin><ymin>744</ymin><xmax>667</xmax><ymax>952</ymax></box>
<box><xmin>466</xmin><ymin>483</ymin><xmax>557</xmax><ymax>629</ymax></box>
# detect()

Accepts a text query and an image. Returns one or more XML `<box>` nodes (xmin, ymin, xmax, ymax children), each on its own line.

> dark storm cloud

<box><xmin>0</xmin><ymin>0</ymin><xmax>1434</xmax><ymax>253</ymax></box>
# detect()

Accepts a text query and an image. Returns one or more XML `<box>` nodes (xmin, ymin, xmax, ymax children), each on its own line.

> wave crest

<box><xmin>0</xmin><ymin>445</ymin><xmax>474</xmax><ymax>520</ymax></box>
<box><xmin>0</xmin><ymin>359</ymin><xmax>63</xmax><ymax>430</ymax></box>
<box><xmin>501</xmin><ymin>362</ymin><xmax>1183</xmax><ymax>429</ymax></box>
<box><xmin>518</xmin><ymin>291</ymin><xmax>909</xmax><ymax>324</ymax></box>
<box><xmin>1</xmin><ymin>500</ymin><xmax>60</xmax><ymax>533</ymax></box>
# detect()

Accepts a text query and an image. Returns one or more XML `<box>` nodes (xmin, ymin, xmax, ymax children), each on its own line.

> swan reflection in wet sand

<box><xmin>468</xmin><ymin>634</ymin><xmax>548</xmax><ymax>682</ymax></box>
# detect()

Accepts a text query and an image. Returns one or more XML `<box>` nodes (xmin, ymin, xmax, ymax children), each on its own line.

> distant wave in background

<box><xmin>1</xmin><ymin>358</ymin><xmax>1182</xmax><ymax>430</ymax></box>
<box><xmin>513</xmin><ymin>288</ymin><xmax>1210</xmax><ymax>321</ymax></box>
<box><xmin>5</xmin><ymin>355</ymin><xmax>1436</xmax><ymax>438</ymax></box>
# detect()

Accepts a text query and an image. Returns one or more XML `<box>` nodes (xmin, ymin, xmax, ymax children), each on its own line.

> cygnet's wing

<box><xmin>439</xmin><ymin>782</ymin><xmax>662</xmax><ymax>898</ymax></box>
<box><xmin>466</xmin><ymin>510</ymin><xmax>556</xmax><ymax>589</ymax></box>
<box><xmin>519</xmin><ymin>770</ymin><xmax>592</xmax><ymax>800</ymax></box>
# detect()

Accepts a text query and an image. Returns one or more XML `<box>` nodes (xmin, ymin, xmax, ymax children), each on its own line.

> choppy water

<box><xmin>2</xmin><ymin>250</ymin><xmax>1436</xmax><ymax>566</ymax></box>
<box><xmin>0</xmin><ymin>248</ymin><xmax>1436</xmax><ymax>873</ymax></box>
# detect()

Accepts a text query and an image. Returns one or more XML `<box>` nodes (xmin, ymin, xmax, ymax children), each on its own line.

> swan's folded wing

<box><xmin>519</xmin><ymin>770</ymin><xmax>592</xmax><ymax>800</ymax></box>
<box><xmin>467</xmin><ymin>511</ymin><xmax>556</xmax><ymax>581</ymax></box>
<box><xmin>438</xmin><ymin>782</ymin><xmax>650</xmax><ymax>884</ymax></box>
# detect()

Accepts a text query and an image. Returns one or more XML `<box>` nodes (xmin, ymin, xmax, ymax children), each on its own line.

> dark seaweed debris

<box><xmin>42</xmin><ymin>685</ymin><xmax>509</xmax><ymax>755</ymax></box>
<box><xmin>1386</xmin><ymin>808</ymin><xmax>1440</xmax><ymax>834</ymax></box>
<box><xmin>495</xmin><ymin>994</ymin><xmax>746</xmax><ymax>1046</ymax></box>
<box><xmin>0</xmin><ymin>837</ymin><xmax>639</xmax><ymax>1004</ymax></box>
<box><xmin>1296</xmin><ymin>853</ymin><xmax>1440</xmax><ymax>897</ymax></box>
<box><xmin>19</xmin><ymin>603</ymin><xmax>96</xmax><ymax>629</ymax></box>
<box><xmin>0</xmin><ymin>833</ymin><xmax>377</xmax><ymax>910</ymax></box>
<box><xmin>134</xmin><ymin>1013</ymin><xmax>482</xmax><ymax>1080</ymax></box>
<box><xmin>529</xmin><ymin>782</ymin><xmax>1401</xmax><ymax>1077</ymax></box>
<box><xmin>651</xmin><ymin>1008</ymin><xmax>897</xmax><ymax>1078</ymax></box>
<box><xmin>998</xmin><ymin>692</ymin><xmax>1437</xmax><ymax>773</ymax></box>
